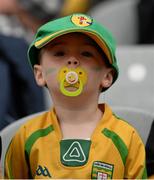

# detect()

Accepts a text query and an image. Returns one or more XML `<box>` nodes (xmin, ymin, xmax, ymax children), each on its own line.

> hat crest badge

<box><xmin>71</xmin><ymin>14</ymin><xmax>93</xmax><ymax>27</ymax></box>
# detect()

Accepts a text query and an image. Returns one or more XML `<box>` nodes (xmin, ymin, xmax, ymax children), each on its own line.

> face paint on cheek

<box><xmin>57</xmin><ymin>66</ymin><xmax>88</xmax><ymax>97</ymax></box>
<box><xmin>91</xmin><ymin>66</ymin><xmax>103</xmax><ymax>72</ymax></box>
<box><xmin>45</xmin><ymin>68</ymin><xmax>56</xmax><ymax>76</ymax></box>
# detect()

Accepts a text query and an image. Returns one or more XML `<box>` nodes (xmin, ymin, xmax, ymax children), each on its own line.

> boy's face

<box><xmin>34</xmin><ymin>33</ymin><xmax>113</xmax><ymax>99</ymax></box>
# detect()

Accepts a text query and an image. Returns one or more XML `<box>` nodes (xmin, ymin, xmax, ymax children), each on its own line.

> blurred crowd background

<box><xmin>0</xmin><ymin>0</ymin><xmax>154</xmax><ymax>178</ymax></box>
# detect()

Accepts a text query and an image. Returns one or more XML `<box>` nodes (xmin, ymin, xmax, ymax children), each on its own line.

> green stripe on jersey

<box><xmin>8</xmin><ymin>159</ymin><xmax>14</xmax><ymax>179</ymax></box>
<box><xmin>24</xmin><ymin>125</ymin><xmax>54</xmax><ymax>178</ymax></box>
<box><xmin>141</xmin><ymin>165</ymin><xmax>147</xmax><ymax>179</ymax></box>
<box><xmin>102</xmin><ymin>128</ymin><xmax>128</xmax><ymax>165</ymax></box>
<box><xmin>25</xmin><ymin>125</ymin><xmax>54</xmax><ymax>157</ymax></box>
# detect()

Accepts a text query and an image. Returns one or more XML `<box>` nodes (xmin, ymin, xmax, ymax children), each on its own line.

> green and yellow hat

<box><xmin>28</xmin><ymin>13</ymin><xmax>119</xmax><ymax>83</ymax></box>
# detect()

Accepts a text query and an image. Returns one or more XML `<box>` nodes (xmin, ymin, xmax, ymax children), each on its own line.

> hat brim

<box><xmin>34</xmin><ymin>28</ymin><xmax>113</xmax><ymax>64</ymax></box>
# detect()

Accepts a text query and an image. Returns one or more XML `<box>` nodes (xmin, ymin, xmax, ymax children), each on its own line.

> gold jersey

<box><xmin>5</xmin><ymin>104</ymin><xmax>147</xmax><ymax>179</ymax></box>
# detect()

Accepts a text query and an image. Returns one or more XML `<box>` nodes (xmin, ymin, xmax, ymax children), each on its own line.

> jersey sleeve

<box><xmin>4</xmin><ymin>127</ymin><xmax>29</xmax><ymax>179</ymax></box>
<box><xmin>124</xmin><ymin>130</ymin><xmax>147</xmax><ymax>179</ymax></box>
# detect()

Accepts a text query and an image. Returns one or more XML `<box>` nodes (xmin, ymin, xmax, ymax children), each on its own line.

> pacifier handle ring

<box><xmin>60</xmin><ymin>78</ymin><xmax>83</xmax><ymax>97</ymax></box>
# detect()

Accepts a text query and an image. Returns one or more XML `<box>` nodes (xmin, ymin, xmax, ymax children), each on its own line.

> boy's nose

<box><xmin>67</xmin><ymin>57</ymin><xmax>80</xmax><ymax>68</ymax></box>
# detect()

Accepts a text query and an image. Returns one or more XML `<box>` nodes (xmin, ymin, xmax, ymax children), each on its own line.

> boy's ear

<box><xmin>33</xmin><ymin>65</ymin><xmax>46</xmax><ymax>86</ymax></box>
<box><xmin>101</xmin><ymin>68</ymin><xmax>114</xmax><ymax>89</ymax></box>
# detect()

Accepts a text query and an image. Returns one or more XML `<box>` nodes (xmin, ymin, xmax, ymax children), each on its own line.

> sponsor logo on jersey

<box><xmin>63</xmin><ymin>141</ymin><xmax>86</xmax><ymax>162</ymax></box>
<box><xmin>36</xmin><ymin>165</ymin><xmax>51</xmax><ymax>178</ymax></box>
<box><xmin>60</xmin><ymin>139</ymin><xmax>91</xmax><ymax>167</ymax></box>
<box><xmin>91</xmin><ymin>161</ymin><xmax>114</xmax><ymax>179</ymax></box>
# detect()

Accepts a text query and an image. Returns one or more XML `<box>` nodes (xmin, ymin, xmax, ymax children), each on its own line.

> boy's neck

<box><xmin>53</xmin><ymin>101</ymin><xmax>103</xmax><ymax>139</ymax></box>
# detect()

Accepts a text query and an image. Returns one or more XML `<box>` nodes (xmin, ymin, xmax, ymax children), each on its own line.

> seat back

<box><xmin>0</xmin><ymin>111</ymin><xmax>45</xmax><ymax>176</ymax></box>
<box><xmin>113</xmin><ymin>106</ymin><xmax>154</xmax><ymax>144</ymax></box>
<box><xmin>99</xmin><ymin>45</ymin><xmax>154</xmax><ymax>115</ymax></box>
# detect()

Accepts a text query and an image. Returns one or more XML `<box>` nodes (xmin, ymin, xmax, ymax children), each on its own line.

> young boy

<box><xmin>4</xmin><ymin>13</ymin><xmax>147</xmax><ymax>179</ymax></box>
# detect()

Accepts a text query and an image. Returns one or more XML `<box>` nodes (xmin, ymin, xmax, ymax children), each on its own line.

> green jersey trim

<box><xmin>25</xmin><ymin>125</ymin><xmax>54</xmax><ymax>156</ymax></box>
<box><xmin>8</xmin><ymin>158</ymin><xmax>14</xmax><ymax>179</ymax></box>
<box><xmin>141</xmin><ymin>165</ymin><xmax>147</xmax><ymax>179</ymax></box>
<box><xmin>25</xmin><ymin>125</ymin><xmax>54</xmax><ymax>178</ymax></box>
<box><xmin>102</xmin><ymin>128</ymin><xmax>128</xmax><ymax>165</ymax></box>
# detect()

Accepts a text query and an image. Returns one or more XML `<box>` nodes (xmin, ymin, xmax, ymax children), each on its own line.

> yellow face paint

<box><xmin>57</xmin><ymin>67</ymin><xmax>87</xmax><ymax>97</ymax></box>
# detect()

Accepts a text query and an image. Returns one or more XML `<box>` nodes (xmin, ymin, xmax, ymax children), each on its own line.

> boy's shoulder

<box><xmin>103</xmin><ymin>104</ymin><xmax>144</xmax><ymax>145</ymax></box>
<box><xmin>15</xmin><ymin>109</ymin><xmax>55</xmax><ymax>139</ymax></box>
<box><xmin>104</xmin><ymin>104</ymin><xmax>136</xmax><ymax>131</ymax></box>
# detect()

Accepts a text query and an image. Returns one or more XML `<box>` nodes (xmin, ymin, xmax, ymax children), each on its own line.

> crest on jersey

<box><xmin>91</xmin><ymin>161</ymin><xmax>114</xmax><ymax>179</ymax></box>
<box><xmin>71</xmin><ymin>14</ymin><xmax>93</xmax><ymax>27</ymax></box>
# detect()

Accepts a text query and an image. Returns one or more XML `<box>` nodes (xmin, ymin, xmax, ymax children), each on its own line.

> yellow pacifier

<box><xmin>57</xmin><ymin>67</ymin><xmax>87</xmax><ymax>97</ymax></box>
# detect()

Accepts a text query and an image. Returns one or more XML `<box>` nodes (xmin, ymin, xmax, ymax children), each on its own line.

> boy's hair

<box><xmin>28</xmin><ymin>13</ymin><xmax>119</xmax><ymax>89</ymax></box>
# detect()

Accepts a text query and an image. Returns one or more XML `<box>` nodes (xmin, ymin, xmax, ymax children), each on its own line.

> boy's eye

<box><xmin>81</xmin><ymin>51</ymin><xmax>93</xmax><ymax>57</ymax></box>
<box><xmin>54</xmin><ymin>51</ymin><xmax>65</xmax><ymax>56</ymax></box>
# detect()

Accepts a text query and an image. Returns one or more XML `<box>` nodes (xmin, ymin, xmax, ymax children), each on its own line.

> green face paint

<box><xmin>45</xmin><ymin>68</ymin><xmax>56</xmax><ymax>76</ymax></box>
<box><xmin>92</xmin><ymin>66</ymin><xmax>102</xmax><ymax>71</ymax></box>
<box><xmin>57</xmin><ymin>67</ymin><xmax>87</xmax><ymax>97</ymax></box>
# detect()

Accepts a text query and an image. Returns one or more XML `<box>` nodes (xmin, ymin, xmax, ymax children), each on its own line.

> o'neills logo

<box><xmin>71</xmin><ymin>14</ymin><xmax>93</xmax><ymax>27</ymax></box>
